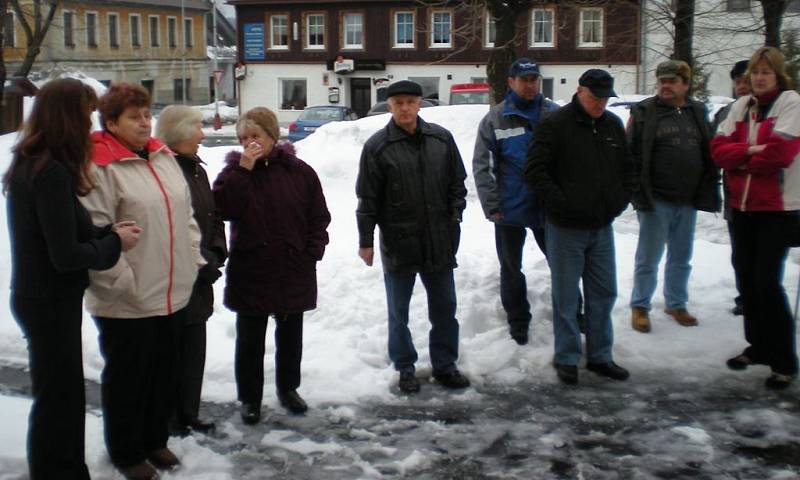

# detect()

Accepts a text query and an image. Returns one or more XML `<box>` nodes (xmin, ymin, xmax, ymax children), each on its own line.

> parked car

<box><xmin>366</xmin><ymin>99</ymin><xmax>435</xmax><ymax>116</ymax></box>
<box><xmin>288</xmin><ymin>105</ymin><xmax>359</xmax><ymax>142</ymax></box>
<box><xmin>449</xmin><ymin>83</ymin><xmax>491</xmax><ymax>105</ymax></box>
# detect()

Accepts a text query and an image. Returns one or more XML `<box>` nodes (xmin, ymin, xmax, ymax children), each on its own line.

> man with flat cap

<box><xmin>628</xmin><ymin>60</ymin><xmax>720</xmax><ymax>334</ymax></box>
<box><xmin>525</xmin><ymin>69</ymin><xmax>633</xmax><ymax>385</ymax></box>
<box><xmin>356</xmin><ymin>80</ymin><xmax>470</xmax><ymax>393</ymax></box>
<box><xmin>473</xmin><ymin>58</ymin><xmax>564</xmax><ymax>346</ymax></box>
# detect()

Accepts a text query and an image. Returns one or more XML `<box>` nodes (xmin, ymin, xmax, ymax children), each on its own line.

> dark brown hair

<box><xmin>3</xmin><ymin>78</ymin><xmax>98</xmax><ymax>195</ymax></box>
<box><xmin>98</xmin><ymin>82</ymin><xmax>152</xmax><ymax>130</ymax></box>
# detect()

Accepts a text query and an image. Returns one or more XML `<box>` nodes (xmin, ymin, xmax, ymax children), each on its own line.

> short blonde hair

<box><xmin>236</xmin><ymin>107</ymin><xmax>280</xmax><ymax>142</ymax></box>
<box><xmin>747</xmin><ymin>46</ymin><xmax>794</xmax><ymax>92</ymax></box>
<box><xmin>155</xmin><ymin>105</ymin><xmax>204</xmax><ymax>147</ymax></box>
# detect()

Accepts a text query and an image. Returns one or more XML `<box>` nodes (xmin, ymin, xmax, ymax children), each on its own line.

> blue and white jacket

<box><xmin>473</xmin><ymin>91</ymin><xmax>559</xmax><ymax>228</ymax></box>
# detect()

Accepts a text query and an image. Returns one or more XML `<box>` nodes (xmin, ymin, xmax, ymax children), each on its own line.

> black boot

<box><xmin>278</xmin><ymin>390</ymin><xmax>308</xmax><ymax>414</ymax></box>
<box><xmin>240</xmin><ymin>402</ymin><xmax>261</xmax><ymax>425</ymax></box>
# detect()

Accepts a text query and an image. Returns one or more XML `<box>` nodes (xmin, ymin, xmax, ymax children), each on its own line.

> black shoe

<box><xmin>510</xmin><ymin>322</ymin><xmax>530</xmax><ymax>345</ymax></box>
<box><xmin>187</xmin><ymin>418</ymin><xmax>216</xmax><ymax>433</ymax></box>
<box><xmin>512</xmin><ymin>333</ymin><xmax>529</xmax><ymax>345</ymax></box>
<box><xmin>732</xmin><ymin>304</ymin><xmax>744</xmax><ymax>316</ymax></box>
<box><xmin>398</xmin><ymin>372</ymin><xmax>421</xmax><ymax>393</ymax></box>
<box><xmin>168</xmin><ymin>421</ymin><xmax>191</xmax><ymax>437</ymax></box>
<box><xmin>765</xmin><ymin>373</ymin><xmax>795</xmax><ymax>390</ymax></box>
<box><xmin>434</xmin><ymin>370</ymin><xmax>471</xmax><ymax>389</ymax></box>
<box><xmin>586</xmin><ymin>361</ymin><xmax>630</xmax><ymax>381</ymax></box>
<box><xmin>240</xmin><ymin>402</ymin><xmax>261</xmax><ymax>425</ymax></box>
<box><xmin>278</xmin><ymin>390</ymin><xmax>308</xmax><ymax>414</ymax></box>
<box><xmin>554</xmin><ymin>363</ymin><xmax>578</xmax><ymax>385</ymax></box>
<box><xmin>727</xmin><ymin>354</ymin><xmax>753</xmax><ymax>371</ymax></box>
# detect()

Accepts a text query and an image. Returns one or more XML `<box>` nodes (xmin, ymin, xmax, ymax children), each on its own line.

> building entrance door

<box><xmin>350</xmin><ymin>78</ymin><xmax>371</xmax><ymax>118</ymax></box>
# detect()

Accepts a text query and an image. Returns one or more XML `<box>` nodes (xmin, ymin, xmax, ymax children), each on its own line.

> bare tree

<box><xmin>759</xmin><ymin>0</ymin><xmax>790</xmax><ymax>47</ymax></box>
<box><xmin>9</xmin><ymin>0</ymin><xmax>59</xmax><ymax>77</ymax></box>
<box><xmin>673</xmin><ymin>0</ymin><xmax>695</xmax><ymax>65</ymax></box>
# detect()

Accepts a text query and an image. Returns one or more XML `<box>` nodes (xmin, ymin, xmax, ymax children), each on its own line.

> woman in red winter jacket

<box><xmin>711</xmin><ymin>46</ymin><xmax>800</xmax><ymax>390</ymax></box>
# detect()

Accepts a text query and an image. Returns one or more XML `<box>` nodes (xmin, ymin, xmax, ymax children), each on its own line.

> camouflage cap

<box><xmin>656</xmin><ymin>60</ymin><xmax>691</xmax><ymax>82</ymax></box>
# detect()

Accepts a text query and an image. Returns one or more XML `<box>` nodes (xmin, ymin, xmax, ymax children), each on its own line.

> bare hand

<box><xmin>748</xmin><ymin>144</ymin><xmax>766</xmax><ymax>156</ymax></box>
<box><xmin>359</xmin><ymin>247</ymin><xmax>374</xmax><ymax>266</ymax></box>
<box><xmin>114</xmin><ymin>223</ymin><xmax>142</xmax><ymax>251</ymax></box>
<box><xmin>239</xmin><ymin>141</ymin><xmax>263</xmax><ymax>170</ymax></box>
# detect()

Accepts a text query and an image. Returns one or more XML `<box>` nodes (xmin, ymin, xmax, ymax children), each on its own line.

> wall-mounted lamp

<box><xmin>561</xmin><ymin>78</ymin><xmax>567</xmax><ymax>84</ymax></box>
<box><xmin>447</xmin><ymin>74</ymin><xmax>452</xmax><ymax>80</ymax></box>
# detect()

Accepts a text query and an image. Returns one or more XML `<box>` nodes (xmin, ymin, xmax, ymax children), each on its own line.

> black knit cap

<box><xmin>730</xmin><ymin>60</ymin><xmax>749</xmax><ymax>80</ymax></box>
<box><xmin>386</xmin><ymin>80</ymin><xmax>423</xmax><ymax>98</ymax></box>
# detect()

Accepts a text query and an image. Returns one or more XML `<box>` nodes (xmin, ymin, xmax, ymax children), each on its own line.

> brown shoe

<box><xmin>119</xmin><ymin>462</ymin><xmax>159</xmax><ymax>480</ymax></box>
<box><xmin>147</xmin><ymin>448</ymin><xmax>181</xmax><ymax>471</ymax></box>
<box><xmin>665</xmin><ymin>308</ymin><xmax>698</xmax><ymax>327</ymax></box>
<box><xmin>631</xmin><ymin>307</ymin><xmax>651</xmax><ymax>333</ymax></box>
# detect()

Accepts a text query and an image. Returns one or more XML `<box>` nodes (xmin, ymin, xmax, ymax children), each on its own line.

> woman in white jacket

<box><xmin>80</xmin><ymin>83</ymin><xmax>204</xmax><ymax>480</ymax></box>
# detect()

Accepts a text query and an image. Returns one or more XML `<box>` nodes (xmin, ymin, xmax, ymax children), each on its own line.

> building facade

<box><xmin>4</xmin><ymin>0</ymin><xmax>213</xmax><ymax>105</ymax></box>
<box><xmin>230</xmin><ymin>0</ymin><xmax>641</xmax><ymax>122</ymax></box>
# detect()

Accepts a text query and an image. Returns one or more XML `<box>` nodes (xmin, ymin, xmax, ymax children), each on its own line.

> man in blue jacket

<box><xmin>473</xmin><ymin>58</ymin><xmax>559</xmax><ymax>345</ymax></box>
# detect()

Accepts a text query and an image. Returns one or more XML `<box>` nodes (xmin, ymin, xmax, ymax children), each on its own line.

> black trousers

<box><xmin>494</xmin><ymin>224</ymin><xmax>547</xmax><ymax>332</ymax></box>
<box><xmin>235</xmin><ymin>313</ymin><xmax>303</xmax><ymax>405</ymax></box>
<box><xmin>94</xmin><ymin>310</ymin><xmax>182</xmax><ymax>468</ymax></box>
<box><xmin>731</xmin><ymin>210</ymin><xmax>799</xmax><ymax>375</ymax></box>
<box><xmin>11</xmin><ymin>292</ymin><xmax>91</xmax><ymax>480</ymax></box>
<box><xmin>726</xmin><ymin>219</ymin><xmax>743</xmax><ymax>306</ymax></box>
<box><xmin>174</xmin><ymin>321</ymin><xmax>207</xmax><ymax>424</ymax></box>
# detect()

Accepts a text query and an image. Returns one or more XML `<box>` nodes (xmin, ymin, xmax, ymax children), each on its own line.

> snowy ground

<box><xmin>1</xmin><ymin>104</ymin><xmax>799</xmax><ymax>479</ymax></box>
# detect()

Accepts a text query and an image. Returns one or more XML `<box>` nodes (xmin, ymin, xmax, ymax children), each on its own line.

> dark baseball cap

<box><xmin>656</xmin><ymin>60</ymin><xmax>691</xmax><ymax>82</ymax></box>
<box><xmin>578</xmin><ymin>69</ymin><xmax>617</xmax><ymax>98</ymax></box>
<box><xmin>730</xmin><ymin>60</ymin><xmax>749</xmax><ymax>79</ymax></box>
<box><xmin>508</xmin><ymin>58</ymin><xmax>541</xmax><ymax>78</ymax></box>
<box><xmin>386</xmin><ymin>80</ymin><xmax>423</xmax><ymax>98</ymax></box>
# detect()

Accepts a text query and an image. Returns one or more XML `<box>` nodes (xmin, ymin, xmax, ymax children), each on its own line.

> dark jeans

<box><xmin>235</xmin><ymin>313</ymin><xmax>303</xmax><ymax>405</ymax></box>
<box><xmin>11</xmin><ymin>292</ymin><xmax>91</xmax><ymax>480</ymax></box>
<box><xmin>94</xmin><ymin>310</ymin><xmax>182</xmax><ymax>468</ymax></box>
<box><xmin>731</xmin><ymin>210</ymin><xmax>799</xmax><ymax>375</ymax></box>
<box><xmin>384</xmin><ymin>269</ymin><xmax>459</xmax><ymax>374</ymax></box>
<box><xmin>495</xmin><ymin>223</ymin><xmax>583</xmax><ymax>335</ymax></box>
<box><xmin>173</xmin><ymin>321</ymin><xmax>207</xmax><ymax>423</ymax></box>
<box><xmin>726</xmin><ymin>219</ymin><xmax>743</xmax><ymax>308</ymax></box>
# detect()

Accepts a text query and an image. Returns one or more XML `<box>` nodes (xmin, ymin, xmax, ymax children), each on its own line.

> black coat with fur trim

<box><xmin>212</xmin><ymin>143</ymin><xmax>330</xmax><ymax>315</ymax></box>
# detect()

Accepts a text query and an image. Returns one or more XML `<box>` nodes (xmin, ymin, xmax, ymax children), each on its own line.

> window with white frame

<box><xmin>269</xmin><ymin>14</ymin><xmax>287</xmax><ymax>49</ymax></box>
<box><xmin>280</xmin><ymin>79</ymin><xmax>307</xmax><ymax>110</ymax></box>
<box><xmin>108</xmin><ymin>13</ymin><xmax>119</xmax><ymax>48</ymax></box>
<box><xmin>484</xmin><ymin>12</ymin><xmax>496</xmax><ymax>48</ymax></box>
<box><xmin>63</xmin><ymin>11</ymin><xmax>75</xmax><ymax>46</ymax></box>
<box><xmin>531</xmin><ymin>8</ymin><xmax>555</xmax><ymax>47</ymax></box>
<box><xmin>184</xmin><ymin>17</ymin><xmax>193</xmax><ymax>47</ymax></box>
<box><xmin>394</xmin><ymin>11</ymin><xmax>414</xmax><ymax>48</ymax></box>
<box><xmin>306</xmin><ymin>13</ymin><xmax>325</xmax><ymax>49</ymax></box>
<box><xmin>130</xmin><ymin>14</ymin><xmax>141</xmax><ymax>47</ymax></box>
<box><xmin>167</xmin><ymin>17</ymin><xmax>176</xmax><ymax>47</ymax></box>
<box><xmin>578</xmin><ymin>8</ymin><xmax>603</xmax><ymax>47</ymax></box>
<box><xmin>86</xmin><ymin>12</ymin><xmax>98</xmax><ymax>47</ymax></box>
<box><xmin>431</xmin><ymin>10</ymin><xmax>451</xmax><ymax>47</ymax></box>
<box><xmin>149</xmin><ymin>16</ymin><xmax>160</xmax><ymax>47</ymax></box>
<box><xmin>343</xmin><ymin>13</ymin><xmax>363</xmax><ymax>49</ymax></box>
<box><xmin>3</xmin><ymin>11</ymin><xmax>14</xmax><ymax>47</ymax></box>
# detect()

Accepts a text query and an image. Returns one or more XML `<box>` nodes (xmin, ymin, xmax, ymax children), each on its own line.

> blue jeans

<box><xmin>545</xmin><ymin>221</ymin><xmax>617</xmax><ymax>366</ymax></box>
<box><xmin>384</xmin><ymin>269</ymin><xmax>460</xmax><ymax>374</ymax></box>
<box><xmin>630</xmin><ymin>200</ymin><xmax>697</xmax><ymax>311</ymax></box>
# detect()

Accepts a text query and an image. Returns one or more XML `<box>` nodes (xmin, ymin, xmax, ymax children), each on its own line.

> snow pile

<box><xmin>192</xmin><ymin>101</ymin><xmax>240</xmax><ymax>125</ymax></box>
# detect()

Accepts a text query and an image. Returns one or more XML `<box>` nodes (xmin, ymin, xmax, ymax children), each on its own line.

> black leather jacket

<box><xmin>356</xmin><ymin>117</ymin><xmax>467</xmax><ymax>273</ymax></box>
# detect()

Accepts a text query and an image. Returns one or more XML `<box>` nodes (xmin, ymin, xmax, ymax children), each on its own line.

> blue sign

<box><xmin>243</xmin><ymin>23</ymin><xmax>265</xmax><ymax>61</ymax></box>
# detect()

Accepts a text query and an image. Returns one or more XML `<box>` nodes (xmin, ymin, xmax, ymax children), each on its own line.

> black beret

<box><xmin>386</xmin><ymin>80</ymin><xmax>422</xmax><ymax>98</ymax></box>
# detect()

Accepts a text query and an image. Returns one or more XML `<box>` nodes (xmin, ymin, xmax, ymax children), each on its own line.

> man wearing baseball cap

<box><xmin>357</xmin><ymin>80</ymin><xmax>471</xmax><ymax>394</ymax></box>
<box><xmin>628</xmin><ymin>60</ymin><xmax>720</xmax><ymax>334</ymax></box>
<box><xmin>473</xmin><ymin>57</ymin><xmax>562</xmax><ymax>345</ymax></box>
<box><xmin>525</xmin><ymin>69</ymin><xmax>633</xmax><ymax>385</ymax></box>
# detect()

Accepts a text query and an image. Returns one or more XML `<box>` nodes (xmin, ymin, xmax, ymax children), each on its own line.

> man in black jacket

<box><xmin>525</xmin><ymin>69</ymin><xmax>633</xmax><ymax>385</ymax></box>
<box><xmin>628</xmin><ymin>61</ymin><xmax>721</xmax><ymax>333</ymax></box>
<box><xmin>356</xmin><ymin>80</ymin><xmax>470</xmax><ymax>394</ymax></box>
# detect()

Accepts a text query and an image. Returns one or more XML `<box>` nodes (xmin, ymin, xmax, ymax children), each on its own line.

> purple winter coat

<box><xmin>213</xmin><ymin>143</ymin><xmax>330</xmax><ymax>315</ymax></box>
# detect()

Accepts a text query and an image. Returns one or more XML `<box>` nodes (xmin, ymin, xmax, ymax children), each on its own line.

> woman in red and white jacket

<box><xmin>712</xmin><ymin>46</ymin><xmax>800</xmax><ymax>390</ymax></box>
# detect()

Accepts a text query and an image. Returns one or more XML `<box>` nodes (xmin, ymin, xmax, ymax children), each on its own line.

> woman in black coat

<box><xmin>156</xmin><ymin>105</ymin><xmax>227</xmax><ymax>434</ymax></box>
<box><xmin>213</xmin><ymin>107</ymin><xmax>330</xmax><ymax>424</ymax></box>
<box><xmin>4</xmin><ymin>78</ymin><xmax>140</xmax><ymax>479</ymax></box>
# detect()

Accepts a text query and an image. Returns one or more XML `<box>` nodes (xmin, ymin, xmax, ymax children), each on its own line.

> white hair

<box><xmin>155</xmin><ymin>105</ymin><xmax>204</xmax><ymax>147</ymax></box>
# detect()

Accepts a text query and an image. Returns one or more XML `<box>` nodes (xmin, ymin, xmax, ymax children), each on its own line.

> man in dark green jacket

<box><xmin>628</xmin><ymin>60</ymin><xmax>721</xmax><ymax>334</ymax></box>
<box><xmin>356</xmin><ymin>80</ymin><xmax>469</xmax><ymax>394</ymax></box>
<box><xmin>525</xmin><ymin>69</ymin><xmax>633</xmax><ymax>385</ymax></box>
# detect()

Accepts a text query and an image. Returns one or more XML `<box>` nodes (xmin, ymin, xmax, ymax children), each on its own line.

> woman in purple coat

<box><xmin>213</xmin><ymin>107</ymin><xmax>330</xmax><ymax>424</ymax></box>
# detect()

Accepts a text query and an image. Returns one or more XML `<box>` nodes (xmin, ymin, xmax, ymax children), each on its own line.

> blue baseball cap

<box><xmin>508</xmin><ymin>58</ymin><xmax>541</xmax><ymax>78</ymax></box>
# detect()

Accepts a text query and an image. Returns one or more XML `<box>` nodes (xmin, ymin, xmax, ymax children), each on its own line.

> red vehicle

<box><xmin>449</xmin><ymin>83</ymin><xmax>491</xmax><ymax>105</ymax></box>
